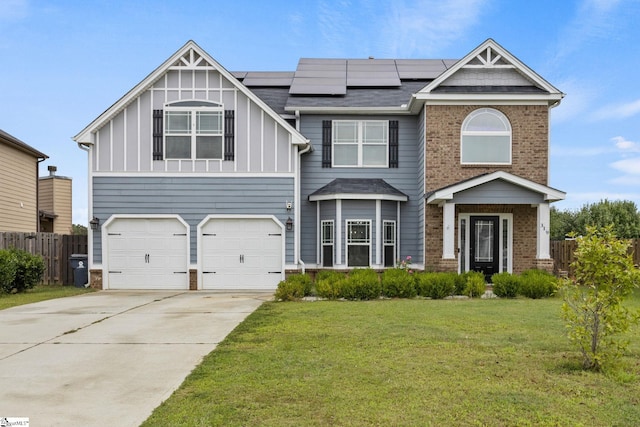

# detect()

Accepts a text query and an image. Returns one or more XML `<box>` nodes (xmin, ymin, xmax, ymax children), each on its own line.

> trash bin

<box><xmin>69</xmin><ymin>254</ymin><xmax>88</xmax><ymax>288</ymax></box>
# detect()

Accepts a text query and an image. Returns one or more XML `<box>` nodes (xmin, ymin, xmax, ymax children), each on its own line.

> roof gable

<box><xmin>417</xmin><ymin>39</ymin><xmax>563</xmax><ymax>99</ymax></box>
<box><xmin>425</xmin><ymin>171</ymin><xmax>565</xmax><ymax>204</ymax></box>
<box><xmin>0</xmin><ymin>129</ymin><xmax>48</xmax><ymax>159</ymax></box>
<box><xmin>74</xmin><ymin>41</ymin><xmax>308</xmax><ymax>146</ymax></box>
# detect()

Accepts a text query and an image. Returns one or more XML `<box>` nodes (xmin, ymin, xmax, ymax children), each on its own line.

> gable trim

<box><xmin>74</xmin><ymin>40</ymin><xmax>309</xmax><ymax>148</ymax></box>
<box><xmin>425</xmin><ymin>171</ymin><xmax>565</xmax><ymax>204</ymax></box>
<box><xmin>416</xmin><ymin>39</ymin><xmax>563</xmax><ymax>98</ymax></box>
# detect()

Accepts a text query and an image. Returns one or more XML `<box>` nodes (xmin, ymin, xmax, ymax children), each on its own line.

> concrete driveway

<box><xmin>0</xmin><ymin>291</ymin><xmax>269</xmax><ymax>426</ymax></box>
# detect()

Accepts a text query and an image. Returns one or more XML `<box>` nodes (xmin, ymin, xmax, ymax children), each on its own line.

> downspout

<box><xmin>36</xmin><ymin>157</ymin><xmax>47</xmax><ymax>232</ymax></box>
<box><xmin>77</xmin><ymin>142</ymin><xmax>93</xmax><ymax>273</ymax></box>
<box><xmin>295</xmin><ymin>109</ymin><xmax>312</xmax><ymax>273</ymax></box>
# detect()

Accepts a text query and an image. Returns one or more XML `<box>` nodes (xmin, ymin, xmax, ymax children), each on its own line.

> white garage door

<box><xmin>201</xmin><ymin>218</ymin><xmax>283</xmax><ymax>290</ymax></box>
<box><xmin>106</xmin><ymin>217</ymin><xmax>189</xmax><ymax>290</ymax></box>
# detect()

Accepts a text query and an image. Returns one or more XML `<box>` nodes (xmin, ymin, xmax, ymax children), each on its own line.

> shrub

<box><xmin>0</xmin><ymin>250</ymin><xmax>18</xmax><ymax>293</ymax></box>
<box><xmin>274</xmin><ymin>274</ymin><xmax>313</xmax><ymax>301</ymax></box>
<box><xmin>315</xmin><ymin>270</ymin><xmax>346</xmax><ymax>300</ymax></box>
<box><xmin>342</xmin><ymin>268</ymin><xmax>381</xmax><ymax>300</ymax></box>
<box><xmin>381</xmin><ymin>268</ymin><xmax>416</xmax><ymax>298</ymax></box>
<box><xmin>462</xmin><ymin>271</ymin><xmax>486</xmax><ymax>298</ymax></box>
<box><xmin>415</xmin><ymin>272</ymin><xmax>455</xmax><ymax>299</ymax></box>
<box><xmin>519</xmin><ymin>269</ymin><xmax>557</xmax><ymax>299</ymax></box>
<box><xmin>453</xmin><ymin>273</ymin><xmax>467</xmax><ymax>295</ymax></box>
<box><xmin>491</xmin><ymin>272</ymin><xmax>520</xmax><ymax>298</ymax></box>
<box><xmin>0</xmin><ymin>249</ymin><xmax>44</xmax><ymax>294</ymax></box>
<box><xmin>560</xmin><ymin>225</ymin><xmax>640</xmax><ymax>371</ymax></box>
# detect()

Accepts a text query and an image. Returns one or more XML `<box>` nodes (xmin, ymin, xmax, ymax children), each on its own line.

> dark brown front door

<box><xmin>470</xmin><ymin>216</ymin><xmax>499</xmax><ymax>281</ymax></box>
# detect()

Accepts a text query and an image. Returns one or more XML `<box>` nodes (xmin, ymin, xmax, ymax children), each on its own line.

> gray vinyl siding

<box><xmin>92</xmin><ymin>176</ymin><xmax>294</xmax><ymax>264</ymax></box>
<box><xmin>92</xmin><ymin>69</ymin><xmax>295</xmax><ymax>174</ymax></box>
<box><xmin>452</xmin><ymin>180</ymin><xmax>544</xmax><ymax>204</ymax></box>
<box><xmin>300</xmin><ymin>114</ymin><xmax>421</xmax><ymax>265</ymax></box>
<box><xmin>416</xmin><ymin>108</ymin><xmax>425</xmax><ymax>262</ymax></box>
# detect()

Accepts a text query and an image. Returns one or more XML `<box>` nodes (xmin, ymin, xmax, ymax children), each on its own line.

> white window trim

<box><xmin>346</xmin><ymin>219</ymin><xmax>372</xmax><ymax>267</ymax></box>
<box><xmin>460</xmin><ymin>108</ymin><xmax>512</xmax><ymax>165</ymax></box>
<box><xmin>332</xmin><ymin>120</ymin><xmax>389</xmax><ymax>168</ymax></box>
<box><xmin>164</xmin><ymin>100</ymin><xmax>224</xmax><ymax>160</ymax></box>
<box><xmin>321</xmin><ymin>220</ymin><xmax>334</xmax><ymax>267</ymax></box>
<box><xmin>458</xmin><ymin>213</ymin><xmax>512</xmax><ymax>274</ymax></box>
<box><xmin>383</xmin><ymin>220</ymin><xmax>396</xmax><ymax>267</ymax></box>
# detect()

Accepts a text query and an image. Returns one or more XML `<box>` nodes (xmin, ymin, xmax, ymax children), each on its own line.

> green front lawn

<box><xmin>0</xmin><ymin>285</ymin><xmax>94</xmax><ymax>310</ymax></box>
<box><xmin>143</xmin><ymin>295</ymin><xmax>640</xmax><ymax>426</ymax></box>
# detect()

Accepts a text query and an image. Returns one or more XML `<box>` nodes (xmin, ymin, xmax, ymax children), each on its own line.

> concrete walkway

<box><xmin>0</xmin><ymin>291</ymin><xmax>269</xmax><ymax>426</ymax></box>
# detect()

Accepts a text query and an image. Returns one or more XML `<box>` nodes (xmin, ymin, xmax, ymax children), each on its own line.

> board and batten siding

<box><xmin>0</xmin><ymin>143</ymin><xmax>38</xmax><ymax>232</ymax></box>
<box><xmin>92</xmin><ymin>69</ymin><xmax>295</xmax><ymax>174</ymax></box>
<box><xmin>299</xmin><ymin>115</ymin><xmax>422</xmax><ymax>266</ymax></box>
<box><xmin>92</xmin><ymin>176</ymin><xmax>295</xmax><ymax>264</ymax></box>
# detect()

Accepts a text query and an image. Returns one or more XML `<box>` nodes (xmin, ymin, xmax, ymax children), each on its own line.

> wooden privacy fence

<box><xmin>551</xmin><ymin>238</ymin><xmax>640</xmax><ymax>277</ymax></box>
<box><xmin>0</xmin><ymin>232</ymin><xmax>88</xmax><ymax>285</ymax></box>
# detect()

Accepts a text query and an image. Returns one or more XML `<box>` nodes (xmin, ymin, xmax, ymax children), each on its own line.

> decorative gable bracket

<box><xmin>464</xmin><ymin>46</ymin><xmax>514</xmax><ymax>69</ymax></box>
<box><xmin>170</xmin><ymin>48</ymin><xmax>215</xmax><ymax>70</ymax></box>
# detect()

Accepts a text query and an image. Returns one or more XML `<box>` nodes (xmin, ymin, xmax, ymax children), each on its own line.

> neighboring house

<box><xmin>39</xmin><ymin>166</ymin><xmax>73</xmax><ymax>234</ymax></box>
<box><xmin>74</xmin><ymin>38</ymin><xmax>565</xmax><ymax>290</ymax></box>
<box><xmin>0</xmin><ymin>129</ymin><xmax>48</xmax><ymax>232</ymax></box>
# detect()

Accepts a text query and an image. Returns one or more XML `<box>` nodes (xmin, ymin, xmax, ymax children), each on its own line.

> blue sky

<box><xmin>2</xmin><ymin>0</ymin><xmax>640</xmax><ymax>225</ymax></box>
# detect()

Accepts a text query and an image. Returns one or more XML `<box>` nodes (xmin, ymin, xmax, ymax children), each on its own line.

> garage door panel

<box><xmin>106</xmin><ymin>218</ymin><xmax>188</xmax><ymax>290</ymax></box>
<box><xmin>201</xmin><ymin>218</ymin><xmax>283</xmax><ymax>290</ymax></box>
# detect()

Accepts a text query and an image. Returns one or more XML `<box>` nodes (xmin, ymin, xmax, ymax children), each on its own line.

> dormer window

<box><xmin>164</xmin><ymin>101</ymin><xmax>224</xmax><ymax>159</ymax></box>
<box><xmin>461</xmin><ymin>108</ymin><xmax>511</xmax><ymax>165</ymax></box>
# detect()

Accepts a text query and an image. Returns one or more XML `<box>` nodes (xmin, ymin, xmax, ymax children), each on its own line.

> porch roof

<box><xmin>425</xmin><ymin>171</ymin><xmax>565</xmax><ymax>204</ymax></box>
<box><xmin>309</xmin><ymin>178</ymin><xmax>408</xmax><ymax>202</ymax></box>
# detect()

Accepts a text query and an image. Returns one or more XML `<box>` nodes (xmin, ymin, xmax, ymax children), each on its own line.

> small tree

<box><xmin>560</xmin><ymin>226</ymin><xmax>640</xmax><ymax>371</ymax></box>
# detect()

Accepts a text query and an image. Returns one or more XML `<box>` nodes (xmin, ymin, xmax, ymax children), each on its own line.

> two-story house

<box><xmin>74</xmin><ymin>39</ymin><xmax>565</xmax><ymax>290</ymax></box>
<box><xmin>0</xmin><ymin>129</ymin><xmax>49</xmax><ymax>232</ymax></box>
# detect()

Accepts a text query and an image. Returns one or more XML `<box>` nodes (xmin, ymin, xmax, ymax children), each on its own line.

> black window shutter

<box><xmin>389</xmin><ymin>120</ymin><xmax>399</xmax><ymax>168</ymax></box>
<box><xmin>322</xmin><ymin>120</ymin><xmax>332</xmax><ymax>168</ymax></box>
<box><xmin>152</xmin><ymin>110</ymin><xmax>164</xmax><ymax>160</ymax></box>
<box><xmin>224</xmin><ymin>110</ymin><xmax>235</xmax><ymax>161</ymax></box>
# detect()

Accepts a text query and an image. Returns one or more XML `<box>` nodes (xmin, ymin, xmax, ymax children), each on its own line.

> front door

<box><xmin>470</xmin><ymin>216</ymin><xmax>499</xmax><ymax>281</ymax></box>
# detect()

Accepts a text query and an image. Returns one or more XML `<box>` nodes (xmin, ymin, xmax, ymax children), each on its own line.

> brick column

<box><xmin>189</xmin><ymin>269</ymin><xmax>198</xmax><ymax>290</ymax></box>
<box><xmin>89</xmin><ymin>269</ymin><xmax>103</xmax><ymax>290</ymax></box>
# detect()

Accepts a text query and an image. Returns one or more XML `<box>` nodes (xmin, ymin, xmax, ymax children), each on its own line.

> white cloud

<box><xmin>592</xmin><ymin>99</ymin><xmax>640</xmax><ymax>120</ymax></box>
<box><xmin>551</xmin><ymin>135</ymin><xmax>640</xmax><ymax>157</ymax></box>
<box><xmin>550</xmin><ymin>78</ymin><xmax>597</xmax><ymax>123</ymax></box>
<box><xmin>611</xmin><ymin>136</ymin><xmax>640</xmax><ymax>152</ymax></box>
<box><xmin>610</xmin><ymin>157</ymin><xmax>640</xmax><ymax>175</ymax></box>
<box><xmin>554</xmin><ymin>0</ymin><xmax>625</xmax><ymax>60</ymax></box>
<box><xmin>0</xmin><ymin>0</ymin><xmax>28</xmax><ymax>21</ymax></box>
<box><xmin>381</xmin><ymin>0</ymin><xmax>488</xmax><ymax>57</ymax></box>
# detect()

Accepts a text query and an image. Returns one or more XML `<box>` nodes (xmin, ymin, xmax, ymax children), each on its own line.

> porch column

<box><xmin>536</xmin><ymin>202</ymin><xmax>551</xmax><ymax>259</ymax></box>
<box><xmin>442</xmin><ymin>202</ymin><xmax>456</xmax><ymax>259</ymax></box>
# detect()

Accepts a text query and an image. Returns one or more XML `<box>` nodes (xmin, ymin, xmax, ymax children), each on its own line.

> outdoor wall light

<box><xmin>286</xmin><ymin>201</ymin><xmax>292</xmax><ymax>211</ymax></box>
<box><xmin>286</xmin><ymin>217</ymin><xmax>293</xmax><ymax>231</ymax></box>
<box><xmin>89</xmin><ymin>216</ymin><xmax>100</xmax><ymax>230</ymax></box>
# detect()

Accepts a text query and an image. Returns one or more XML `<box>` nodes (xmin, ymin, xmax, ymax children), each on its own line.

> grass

<box><xmin>143</xmin><ymin>294</ymin><xmax>640</xmax><ymax>427</ymax></box>
<box><xmin>0</xmin><ymin>285</ymin><xmax>94</xmax><ymax>310</ymax></box>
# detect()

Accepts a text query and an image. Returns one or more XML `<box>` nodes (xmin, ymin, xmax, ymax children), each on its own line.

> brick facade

<box><xmin>424</xmin><ymin>104</ymin><xmax>549</xmax><ymax>191</ymax></box>
<box><xmin>424</xmin><ymin>104</ymin><xmax>551</xmax><ymax>274</ymax></box>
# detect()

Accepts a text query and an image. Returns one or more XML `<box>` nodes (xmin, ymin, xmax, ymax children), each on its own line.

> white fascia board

<box><xmin>415</xmin><ymin>93</ymin><xmax>563</xmax><ymax>103</ymax></box>
<box><xmin>419</xmin><ymin>39</ymin><xmax>564</xmax><ymax>97</ymax></box>
<box><xmin>284</xmin><ymin>106</ymin><xmax>411</xmax><ymax>115</ymax></box>
<box><xmin>74</xmin><ymin>40</ymin><xmax>310</xmax><ymax>148</ymax></box>
<box><xmin>309</xmin><ymin>193</ymin><xmax>408</xmax><ymax>202</ymax></box>
<box><xmin>426</xmin><ymin>171</ymin><xmax>565</xmax><ymax>204</ymax></box>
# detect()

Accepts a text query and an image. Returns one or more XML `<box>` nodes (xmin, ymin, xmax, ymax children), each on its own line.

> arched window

<box><xmin>461</xmin><ymin>108</ymin><xmax>511</xmax><ymax>164</ymax></box>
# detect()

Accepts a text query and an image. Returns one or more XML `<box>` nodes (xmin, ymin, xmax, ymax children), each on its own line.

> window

<box><xmin>347</xmin><ymin>220</ymin><xmax>371</xmax><ymax>267</ymax></box>
<box><xmin>321</xmin><ymin>220</ymin><xmax>334</xmax><ymax>267</ymax></box>
<box><xmin>164</xmin><ymin>101</ymin><xmax>224</xmax><ymax>159</ymax></box>
<box><xmin>383</xmin><ymin>221</ymin><xmax>396</xmax><ymax>267</ymax></box>
<box><xmin>333</xmin><ymin>121</ymin><xmax>388</xmax><ymax>167</ymax></box>
<box><xmin>461</xmin><ymin>108</ymin><xmax>511</xmax><ymax>164</ymax></box>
